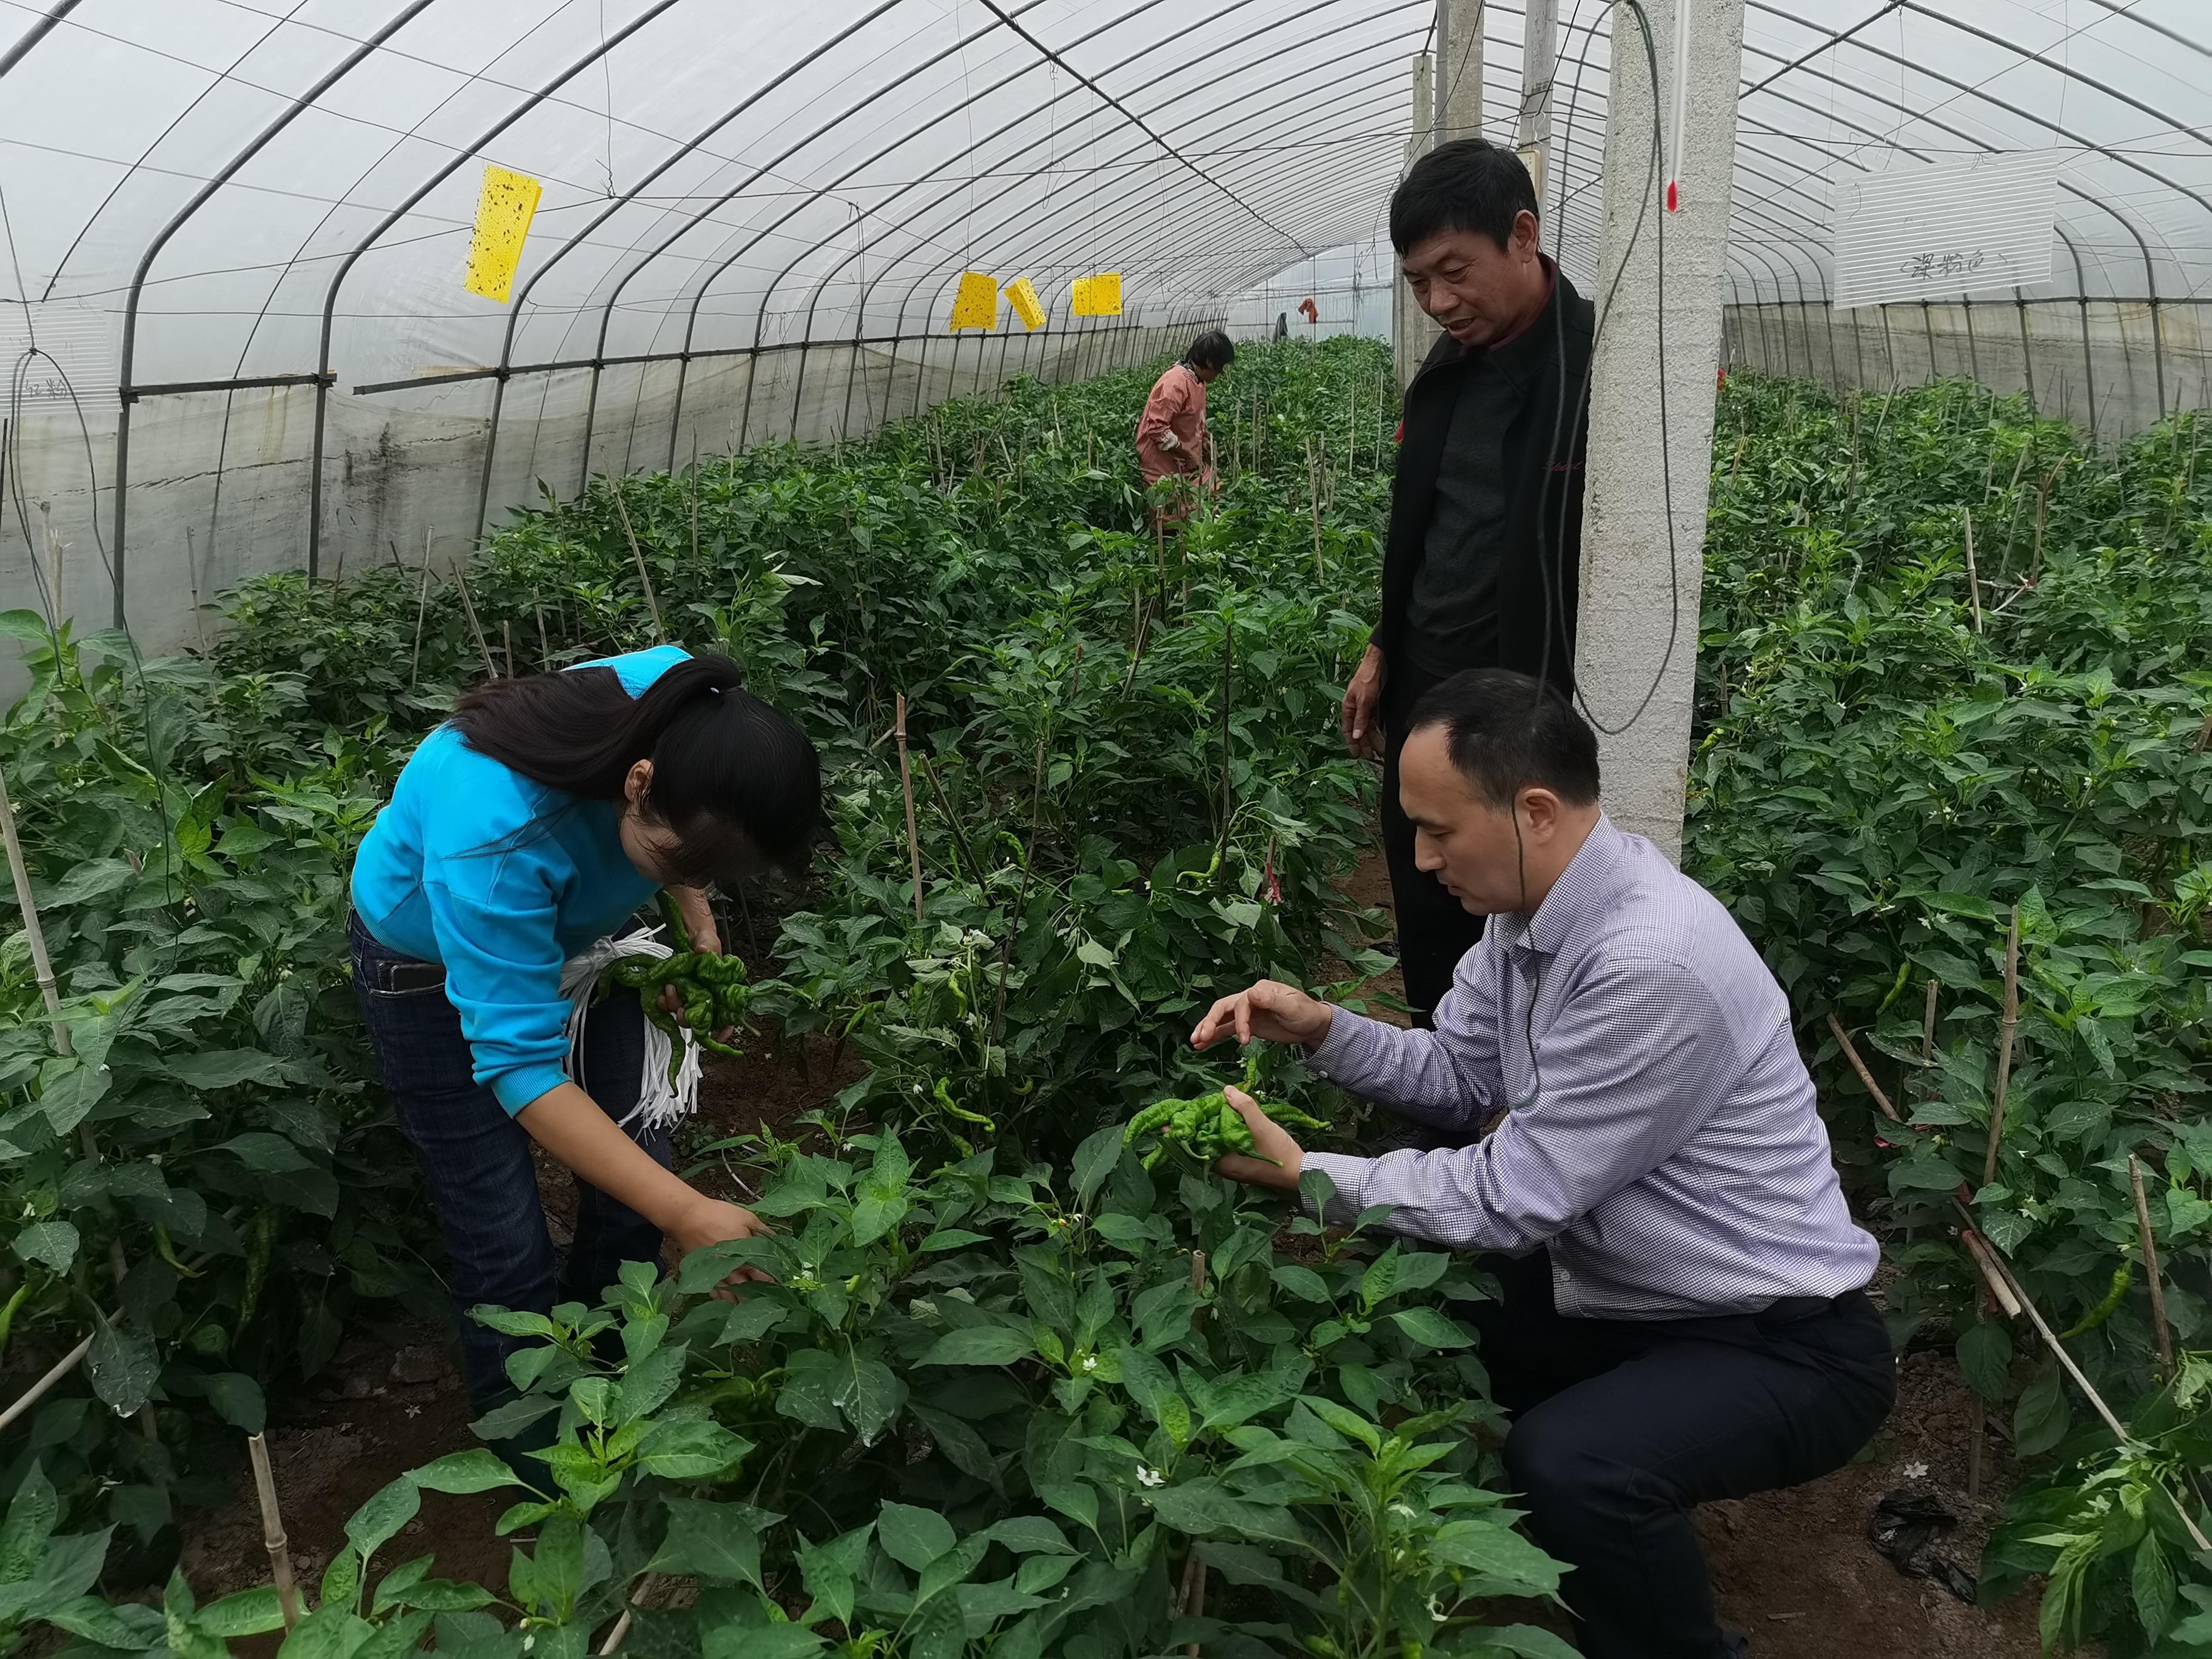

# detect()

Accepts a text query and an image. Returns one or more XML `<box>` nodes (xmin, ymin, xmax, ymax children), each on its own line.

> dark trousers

<box><xmin>1467</xmin><ymin>1252</ymin><xmax>1897</xmax><ymax>1658</ymax></box>
<box><xmin>348</xmin><ymin>913</ymin><xmax>671</xmax><ymax>1414</ymax></box>
<box><xmin>1380</xmin><ymin>656</ymin><xmax>1487</xmax><ymax>1023</ymax></box>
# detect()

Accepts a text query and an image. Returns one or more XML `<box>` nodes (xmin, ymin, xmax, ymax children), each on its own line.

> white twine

<box><xmin>558</xmin><ymin>928</ymin><xmax>700</xmax><ymax>1135</ymax></box>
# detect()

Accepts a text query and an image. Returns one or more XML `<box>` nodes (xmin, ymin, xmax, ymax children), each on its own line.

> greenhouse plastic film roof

<box><xmin>1</xmin><ymin>0</ymin><xmax>2209</xmax><ymax>642</ymax></box>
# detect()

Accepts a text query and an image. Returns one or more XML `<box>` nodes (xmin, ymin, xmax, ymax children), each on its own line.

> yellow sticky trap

<box><xmin>463</xmin><ymin>164</ymin><xmax>543</xmax><ymax>304</ymax></box>
<box><xmin>1071</xmin><ymin>272</ymin><xmax>1122</xmax><ymax>317</ymax></box>
<box><xmin>950</xmin><ymin>271</ymin><xmax>999</xmax><ymax>332</ymax></box>
<box><xmin>1003</xmin><ymin>276</ymin><xmax>1045</xmax><ymax>331</ymax></box>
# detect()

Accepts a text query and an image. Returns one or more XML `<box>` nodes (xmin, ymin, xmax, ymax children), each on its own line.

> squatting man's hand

<box><xmin>1190</xmin><ymin>979</ymin><xmax>1335</xmax><ymax>1191</ymax></box>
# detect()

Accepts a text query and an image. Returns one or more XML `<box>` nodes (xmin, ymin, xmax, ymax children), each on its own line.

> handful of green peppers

<box><xmin>606</xmin><ymin>894</ymin><xmax>753</xmax><ymax>1084</ymax></box>
<box><xmin>611</xmin><ymin>950</ymin><xmax>751</xmax><ymax>1061</ymax></box>
<box><xmin>1121</xmin><ymin>1053</ymin><xmax>1330</xmax><ymax>1170</ymax></box>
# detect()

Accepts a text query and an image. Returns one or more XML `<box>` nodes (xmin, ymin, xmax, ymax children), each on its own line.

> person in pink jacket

<box><xmin>1136</xmin><ymin>331</ymin><xmax>1235</xmax><ymax>508</ymax></box>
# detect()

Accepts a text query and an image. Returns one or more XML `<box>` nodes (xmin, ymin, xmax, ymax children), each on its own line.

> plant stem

<box><xmin>894</xmin><ymin>693</ymin><xmax>924</xmax><ymax>924</ymax></box>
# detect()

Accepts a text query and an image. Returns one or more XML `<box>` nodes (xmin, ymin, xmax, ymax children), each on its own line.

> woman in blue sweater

<box><xmin>349</xmin><ymin>645</ymin><xmax>819</xmax><ymax>1416</ymax></box>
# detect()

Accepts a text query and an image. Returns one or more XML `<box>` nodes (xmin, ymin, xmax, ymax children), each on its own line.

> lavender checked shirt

<box><xmin>1302</xmin><ymin>816</ymin><xmax>1878</xmax><ymax>1319</ymax></box>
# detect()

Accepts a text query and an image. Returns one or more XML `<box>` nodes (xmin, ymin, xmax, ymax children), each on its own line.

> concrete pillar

<box><xmin>1572</xmin><ymin>0</ymin><xmax>1746</xmax><ymax>861</ymax></box>
<box><xmin>1517</xmin><ymin>0</ymin><xmax>1557</xmax><ymax>214</ymax></box>
<box><xmin>1392</xmin><ymin>51</ymin><xmax>1436</xmax><ymax>392</ymax></box>
<box><xmin>1436</xmin><ymin>0</ymin><xmax>1484</xmax><ymax>142</ymax></box>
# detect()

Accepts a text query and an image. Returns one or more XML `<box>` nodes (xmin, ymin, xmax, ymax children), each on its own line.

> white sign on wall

<box><xmin>1831</xmin><ymin>151</ymin><xmax>2065</xmax><ymax>310</ymax></box>
<box><xmin>0</xmin><ymin>301</ymin><xmax>118</xmax><ymax>411</ymax></box>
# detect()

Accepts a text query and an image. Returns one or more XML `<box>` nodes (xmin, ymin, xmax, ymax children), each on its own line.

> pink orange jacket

<box><xmin>1136</xmin><ymin>362</ymin><xmax>1210</xmax><ymax>487</ymax></box>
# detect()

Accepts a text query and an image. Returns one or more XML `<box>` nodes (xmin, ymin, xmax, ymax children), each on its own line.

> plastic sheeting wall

<box><xmin>0</xmin><ymin>314</ymin><xmax>1203</xmax><ymax>659</ymax></box>
<box><xmin>5</xmin><ymin>0</ymin><xmax>2211</xmax><ymax>658</ymax></box>
<box><xmin>1723</xmin><ymin>299</ymin><xmax>2211</xmax><ymax>440</ymax></box>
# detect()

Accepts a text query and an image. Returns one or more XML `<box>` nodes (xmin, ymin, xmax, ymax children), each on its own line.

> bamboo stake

<box><xmin>408</xmin><ymin>529</ymin><xmax>434</xmax><ymax>690</ymax></box>
<box><xmin>39</xmin><ymin>503</ymin><xmax>60</xmax><ymax>625</ymax></box>
<box><xmin>1960</xmin><ymin>1227</ymin><xmax>2023</xmax><ymax>1319</ymax></box>
<box><xmin>184</xmin><ymin>528</ymin><xmax>207</xmax><ymax>649</ymax></box>
<box><xmin>1960</xmin><ymin>1204</ymin><xmax>2212</xmax><ymax>1552</ymax></box>
<box><xmin>246</xmin><ymin>1433</ymin><xmax>301</xmax><ymax>1629</ymax></box>
<box><xmin>1215</xmin><ymin>620</ymin><xmax>1235</xmax><ymax>871</ymax></box>
<box><xmin>452</xmin><ymin>563</ymin><xmax>497</xmax><ymax>682</ymax></box>
<box><xmin>0</xmin><ymin>761</ymin><xmax>71</xmax><ymax>1059</ymax></box>
<box><xmin>2129</xmin><ymin>1154</ymin><xmax>2174</xmax><ymax>1375</ymax></box>
<box><xmin>2029</xmin><ymin>458</ymin><xmax>2068</xmax><ymax>585</ymax></box>
<box><xmin>1961</xmin><ymin>508</ymin><xmax>1983</xmax><ymax>632</ymax></box>
<box><xmin>689</xmin><ymin>437</ymin><xmax>701</xmax><ymax>569</ymax></box>
<box><xmin>1823</xmin><ymin>1011</ymin><xmax>1900</xmax><ymax>1122</ymax></box>
<box><xmin>536</xmin><ymin>598</ymin><xmax>551</xmax><ymax>670</ymax></box>
<box><xmin>1966</xmin><ymin>1395</ymin><xmax>1986</xmax><ymax>1500</ymax></box>
<box><xmin>1983</xmin><ymin>906</ymin><xmax>2020</xmax><ymax>1188</ymax></box>
<box><xmin>0</xmin><ymin>1335</ymin><xmax>94</xmax><ymax>1434</ymax></box>
<box><xmin>1305</xmin><ymin>437</ymin><xmax>1326</xmax><ymax>579</ymax></box>
<box><xmin>1921</xmin><ymin>978</ymin><xmax>1939</xmax><ymax>1063</ymax></box>
<box><xmin>503</xmin><ymin>620</ymin><xmax>514</xmax><ymax>680</ymax></box>
<box><xmin>606</xmin><ymin>485</ymin><xmax>667</xmax><ymax>643</ymax></box>
<box><xmin>894</xmin><ymin>694</ymin><xmax>924</xmax><ymax>923</ymax></box>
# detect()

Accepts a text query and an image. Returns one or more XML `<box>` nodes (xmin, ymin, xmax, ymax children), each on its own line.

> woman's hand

<box><xmin>670</xmin><ymin>1194</ymin><xmax>776</xmax><ymax>1292</ymax></box>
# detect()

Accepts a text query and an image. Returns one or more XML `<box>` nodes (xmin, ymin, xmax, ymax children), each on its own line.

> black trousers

<box><xmin>1466</xmin><ymin>1251</ymin><xmax>1896</xmax><ymax>1658</ymax></box>
<box><xmin>1379</xmin><ymin>655</ymin><xmax>1487</xmax><ymax>1023</ymax></box>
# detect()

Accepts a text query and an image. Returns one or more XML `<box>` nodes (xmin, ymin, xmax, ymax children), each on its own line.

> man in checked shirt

<box><xmin>1191</xmin><ymin>668</ymin><xmax>1895</xmax><ymax>1659</ymax></box>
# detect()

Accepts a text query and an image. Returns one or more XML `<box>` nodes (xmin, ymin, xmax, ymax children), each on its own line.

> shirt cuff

<box><xmin>1300</xmin><ymin>1152</ymin><xmax>1372</xmax><ymax>1227</ymax></box>
<box><xmin>1301</xmin><ymin>1007</ymin><xmax>1392</xmax><ymax>1091</ymax></box>
<box><xmin>490</xmin><ymin>1061</ymin><xmax>570</xmax><ymax>1117</ymax></box>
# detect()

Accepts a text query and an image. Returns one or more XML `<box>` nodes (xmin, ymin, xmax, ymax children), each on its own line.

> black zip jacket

<box><xmin>1373</xmin><ymin>269</ymin><xmax>1594</xmax><ymax>688</ymax></box>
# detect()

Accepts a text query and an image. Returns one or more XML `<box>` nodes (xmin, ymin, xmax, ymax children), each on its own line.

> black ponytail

<box><xmin>449</xmin><ymin>653</ymin><xmax>822</xmax><ymax>883</ymax></box>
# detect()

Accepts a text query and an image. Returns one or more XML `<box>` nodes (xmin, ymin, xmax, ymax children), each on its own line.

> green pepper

<box><xmin>2060</xmin><ymin>1262</ymin><xmax>2132</xmax><ymax>1339</ymax></box>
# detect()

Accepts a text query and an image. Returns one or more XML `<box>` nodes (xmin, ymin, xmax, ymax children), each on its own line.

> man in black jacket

<box><xmin>1341</xmin><ymin>138</ymin><xmax>1592</xmax><ymax>1024</ymax></box>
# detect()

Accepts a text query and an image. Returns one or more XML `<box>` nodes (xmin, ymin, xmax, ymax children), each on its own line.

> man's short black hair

<box><xmin>1185</xmin><ymin>330</ymin><xmax>1235</xmax><ymax>372</ymax></box>
<box><xmin>1390</xmin><ymin>138</ymin><xmax>1541</xmax><ymax>255</ymax></box>
<box><xmin>1406</xmin><ymin>668</ymin><xmax>1600</xmax><ymax>809</ymax></box>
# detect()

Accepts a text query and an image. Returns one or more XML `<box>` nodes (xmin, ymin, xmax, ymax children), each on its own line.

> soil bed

<box><xmin>174</xmin><ymin>858</ymin><xmax>2054</xmax><ymax>1657</ymax></box>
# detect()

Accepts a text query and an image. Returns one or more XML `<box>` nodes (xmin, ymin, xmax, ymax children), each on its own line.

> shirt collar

<box><xmin>1490</xmin><ymin>813</ymin><xmax>1623</xmax><ymax>959</ymax></box>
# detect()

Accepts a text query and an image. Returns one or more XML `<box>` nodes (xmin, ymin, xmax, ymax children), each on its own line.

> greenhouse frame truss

<box><xmin>1</xmin><ymin>0</ymin><xmax>2207</xmax><ymax>654</ymax></box>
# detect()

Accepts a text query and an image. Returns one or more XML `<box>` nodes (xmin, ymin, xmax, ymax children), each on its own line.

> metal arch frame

<box><xmin>109</xmin><ymin>0</ymin><xmax>437</xmax><ymax>627</ymax></box>
<box><xmin>808</xmin><ymin>2</ymin><xmax>1427</xmax><ymax>444</ymax></box>
<box><xmin>695</xmin><ymin>0</ymin><xmax>1312</xmax><ymax>463</ymax></box>
<box><xmin>545</xmin><ymin>0</ymin><xmax>1065</xmax><ymax>501</ymax></box>
<box><xmin>867</xmin><ymin>38</ymin><xmax>1444</xmax><ymax>329</ymax></box>
<box><xmin>1742</xmin><ymin>1</ymin><xmax>2203</xmax><ymax>413</ymax></box>
<box><xmin>811</xmin><ymin>16</ymin><xmax>1426</xmax><ymax>444</ymax></box>
<box><xmin>0</xmin><ymin>0</ymin><xmax>79</xmax><ymax>81</ymax></box>
<box><xmin>974</xmin><ymin>0</ymin><xmax>1312</xmax><ymax>256</ymax></box>
<box><xmin>856</xmin><ymin>24</ymin><xmax>1441</xmax><ymax>395</ymax></box>
<box><xmin>305</xmin><ymin>0</ymin><xmax>689</xmax><ymax>575</ymax></box>
<box><xmin>1726</xmin><ymin>47</ymin><xmax>2137</xmax><ymax>421</ymax></box>
<box><xmin>463</xmin><ymin>1</ymin><xmax>907</xmax><ymax>541</ymax></box>
<box><xmin>1543</xmin><ymin>17</ymin><xmax>2139</xmax><ymax>416</ymax></box>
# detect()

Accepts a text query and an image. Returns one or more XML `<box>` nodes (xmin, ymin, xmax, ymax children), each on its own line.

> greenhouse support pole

<box><xmin>1571</xmin><ymin>0</ymin><xmax>1746</xmax><ymax>863</ymax></box>
<box><xmin>1436</xmin><ymin>0</ymin><xmax>1483</xmax><ymax>141</ymax></box>
<box><xmin>1392</xmin><ymin>51</ymin><xmax>1435</xmax><ymax>393</ymax></box>
<box><xmin>1517</xmin><ymin>0</ymin><xmax>1557</xmax><ymax>206</ymax></box>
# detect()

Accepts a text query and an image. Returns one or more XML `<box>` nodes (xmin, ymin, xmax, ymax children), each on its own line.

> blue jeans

<box><xmin>348</xmin><ymin>911</ymin><xmax>670</xmax><ymax>1414</ymax></box>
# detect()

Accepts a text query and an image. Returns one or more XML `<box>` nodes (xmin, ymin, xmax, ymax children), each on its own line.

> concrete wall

<box><xmin>1722</xmin><ymin>298</ymin><xmax>2212</xmax><ymax>440</ymax></box>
